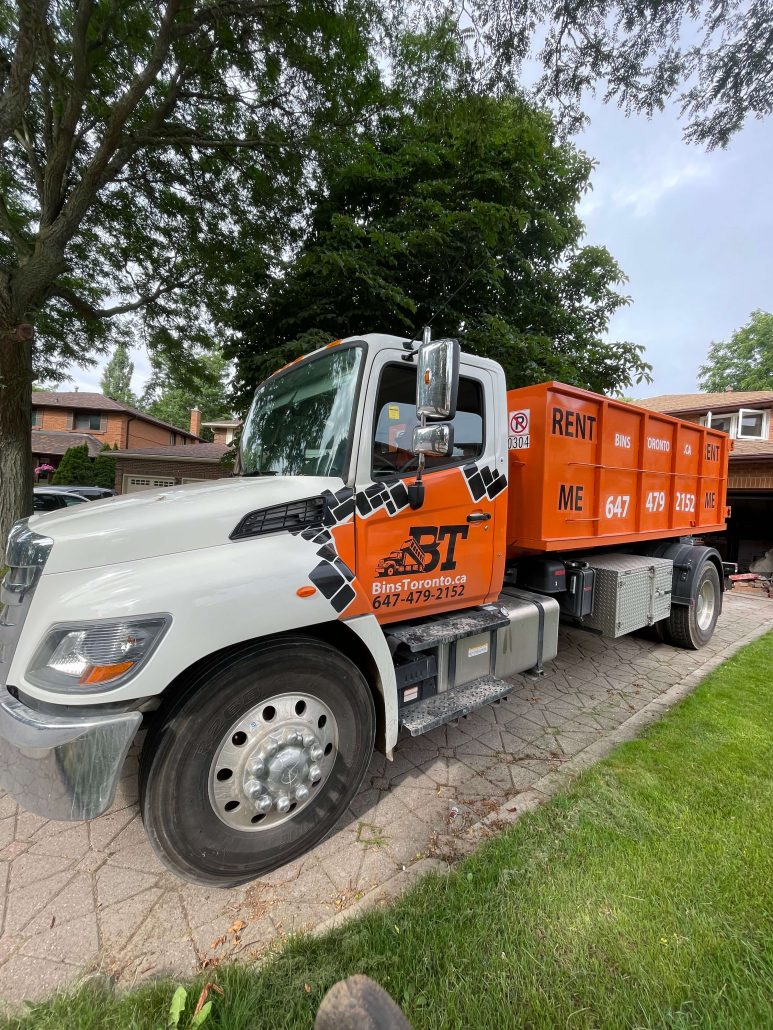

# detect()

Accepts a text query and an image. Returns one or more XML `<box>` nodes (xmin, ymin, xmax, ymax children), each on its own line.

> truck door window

<box><xmin>372</xmin><ymin>364</ymin><xmax>484</xmax><ymax>476</ymax></box>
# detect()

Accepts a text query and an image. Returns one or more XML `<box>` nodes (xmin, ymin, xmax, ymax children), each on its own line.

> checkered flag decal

<box><xmin>463</xmin><ymin>462</ymin><xmax>507</xmax><ymax>502</ymax></box>
<box><xmin>355</xmin><ymin>479</ymin><xmax>411</xmax><ymax>519</ymax></box>
<box><xmin>291</xmin><ymin>488</ymin><xmax>358</xmax><ymax>614</ymax></box>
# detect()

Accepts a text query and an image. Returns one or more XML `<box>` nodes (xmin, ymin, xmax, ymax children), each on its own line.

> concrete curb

<box><xmin>311</xmin><ymin>619</ymin><xmax>773</xmax><ymax>937</ymax></box>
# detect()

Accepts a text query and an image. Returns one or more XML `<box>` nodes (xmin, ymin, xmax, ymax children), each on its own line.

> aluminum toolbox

<box><xmin>576</xmin><ymin>553</ymin><xmax>672</xmax><ymax>637</ymax></box>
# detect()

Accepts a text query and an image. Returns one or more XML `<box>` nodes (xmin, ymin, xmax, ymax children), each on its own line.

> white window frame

<box><xmin>736</xmin><ymin>408</ymin><xmax>769</xmax><ymax>441</ymax></box>
<box><xmin>700</xmin><ymin>411</ymin><xmax>736</xmax><ymax>435</ymax></box>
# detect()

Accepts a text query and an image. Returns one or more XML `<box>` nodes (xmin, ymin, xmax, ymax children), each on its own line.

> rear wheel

<box><xmin>666</xmin><ymin>561</ymin><xmax>721</xmax><ymax>650</ymax></box>
<box><xmin>140</xmin><ymin>638</ymin><xmax>375</xmax><ymax>886</ymax></box>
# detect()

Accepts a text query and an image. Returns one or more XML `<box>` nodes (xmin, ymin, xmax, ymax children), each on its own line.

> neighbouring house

<box><xmin>31</xmin><ymin>391</ymin><xmax>201</xmax><ymax>480</ymax></box>
<box><xmin>202</xmin><ymin>419</ymin><xmax>241</xmax><ymax>445</ymax></box>
<box><xmin>113</xmin><ymin>442</ymin><xmax>234</xmax><ymax>494</ymax></box>
<box><xmin>638</xmin><ymin>389</ymin><xmax>773</xmax><ymax>570</ymax></box>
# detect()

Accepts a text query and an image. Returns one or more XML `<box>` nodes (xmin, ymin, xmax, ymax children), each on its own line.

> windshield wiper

<box><xmin>241</xmin><ymin>470</ymin><xmax>279</xmax><ymax>477</ymax></box>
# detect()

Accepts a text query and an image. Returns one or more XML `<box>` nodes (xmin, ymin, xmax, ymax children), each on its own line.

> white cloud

<box><xmin>611</xmin><ymin>159</ymin><xmax>713</xmax><ymax>218</ymax></box>
<box><xmin>66</xmin><ymin>345</ymin><xmax>152</xmax><ymax>398</ymax></box>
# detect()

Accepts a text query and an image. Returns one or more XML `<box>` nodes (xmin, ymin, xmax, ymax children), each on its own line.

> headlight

<box><xmin>27</xmin><ymin>615</ymin><xmax>171</xmax><ymax>693</ymax></box>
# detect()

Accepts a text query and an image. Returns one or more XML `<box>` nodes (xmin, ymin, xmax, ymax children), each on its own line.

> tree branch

<box><xmin>0</xmin><ymin>192</ymin><xmax>33</xmax><ymax>258</ymax></box>
<box><xmin>40</xmin><ymin>0</ymin><xmax>95</xmax><ymax>227</ymax></box>
<box><xmin>47</xmin><ymin>0</ymin><xmax>183</xmax><ymax>254</ymax></box>
<box><xmin>51</xmin><ymin>276</ymin><xmax>189</xmax><ymax>320</ymax></box>
<box><xmin>0</xmin><ymin>0</ymin><xmax>49</xmax><ymax>147</ymax></box>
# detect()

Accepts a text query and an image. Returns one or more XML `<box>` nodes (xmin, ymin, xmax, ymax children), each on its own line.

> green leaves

<box><xmin>51</xmin><ymin>444</ymin><xmax>93</xmax><ymax>486</ymax></box>
<box><xmin>229</xmin><ymin>88</ymin><xmax>651</xmax><ymax>402</ymax></box>
<box><xmin>167</xmin><ymin>986</ymin><xmax>187</xmax><ymax>1028</ymax></box>
<box><xmin>455</xmin><ymin>1</ymin><xmax>773</xmax><ymax>149</ymax></box>
<box><xmin>698</xmin><ymin>311</ymin><xmax>773</xmax><ymax>392</ymax></box>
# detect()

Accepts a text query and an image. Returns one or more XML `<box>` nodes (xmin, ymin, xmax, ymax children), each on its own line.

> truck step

<box><xmin>400</xmin><ymin>675</ymin><xmax>513</xmax><ymax>736</ymax></box>
<box><xmin>386</xmin><ymin>604</ymin><xmax>509</xmax><ymax>653</ymax></box>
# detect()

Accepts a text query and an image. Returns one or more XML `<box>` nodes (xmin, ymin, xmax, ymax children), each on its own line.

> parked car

<box><xmin>33</xmin><ymin>488</ymin><xmax>90</xmax><ymax>512</ymax></box>
<box><xmin>51</xmin><ymin>485</ymin><xmax>115</xmax><ymax>500</ymax></box>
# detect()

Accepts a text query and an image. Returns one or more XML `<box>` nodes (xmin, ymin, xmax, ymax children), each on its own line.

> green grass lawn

<box><xmin>6</xmin><ymin>632</ymin><xmax>773</xmax><ymax>1029</ymax></box>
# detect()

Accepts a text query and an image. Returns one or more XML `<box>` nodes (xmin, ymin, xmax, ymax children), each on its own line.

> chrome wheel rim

<box><xmin>696</xmin><ymin>577</ymin><xmax>716</xmax><ymax>632</ymax></box>
<box><xmin>209</xmin><ymin>692</ymin><xmax>338</xmax><ymax>831</ymax></box>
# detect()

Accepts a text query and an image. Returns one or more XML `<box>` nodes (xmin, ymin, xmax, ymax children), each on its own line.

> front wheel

<box><xmin>666</xmin><ymin>561</ymin><xmax>721</xmax><ymax>650</ymax></box>
<box><xmin>139</xmin><ymin>638</ymin><xmax>375</xmax><ymax>886</ymax></box>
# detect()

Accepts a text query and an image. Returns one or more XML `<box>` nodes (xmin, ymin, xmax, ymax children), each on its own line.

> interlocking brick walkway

<box><xmin>0</xmin><ymin>593</ymin><xmax>771</xmax><ymax>1007</ymax></box>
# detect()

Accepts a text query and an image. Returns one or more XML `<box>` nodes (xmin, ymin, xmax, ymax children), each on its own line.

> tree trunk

<box><xmin>0</xmin><ymin>325</ymin><xmax>34</xmax><ymax>554</ymax></box>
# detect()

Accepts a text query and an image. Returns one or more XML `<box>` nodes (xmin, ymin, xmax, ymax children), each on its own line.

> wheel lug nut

<box><xmin>310</xmin><ymin>744</ymin><xmax>324</xmax><ymax>761</ymax></box>
<box><xmin>276</xmin><ymin>794</ymin><xmax>291</xmax><ymax>814</ymax></box>
<box><xmin>287</xmin><ymin>730</ymin><xmax>302</xmax><ymax>746</ymax></box>
<box><xmin>295</xmin><ymin>784</ymin><xmax>309</xmax><ymax>802</ymax></box>
<box><xmin>248</xmin><ymin>759</ymin><xmax>267</xmax><ymax>778</ymax></box>
<box><xmin>308</xmin><ymin>764</ymin><xmax>321</xmax><ymax>782</ymax></box>
<box><xmin>303</xmin><ymin>733</ymin><xmax>315</xmax><ymax>748</ymax></box>
<box><xmin>244</xmin><ymin>778</ymin><xmax>264</xmax><ymax>800</ymax></box>
<box><xmin>264</xmin><ymin>740</ymin><xmax>278</xmax><ymax>758</ymax></box>
<box><xmin>254</xmin><ymin>794</ymin><xmax>272</xmax><ymax>813</ymax></box>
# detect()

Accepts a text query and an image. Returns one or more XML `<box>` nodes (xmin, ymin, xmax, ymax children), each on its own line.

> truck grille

<box><xmin>230</xmin><ymin>496</ymin><xmax>327</xmax><ymax>541</ymax></box>
<box><xmin>0</xmin><ymin>521</ymin><xmax>53</xmax><ymax>690</ymax></box>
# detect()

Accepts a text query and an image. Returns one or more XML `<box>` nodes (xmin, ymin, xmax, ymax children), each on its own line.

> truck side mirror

<box><xmin>416</xmin><ymin>337</ymin><xmax>460</xmax><ymax>420</ymax></box>
<box><xmin>412</xmin><ymin>423</ymin><xmax>454</xmax><ymax>458</ymax></box>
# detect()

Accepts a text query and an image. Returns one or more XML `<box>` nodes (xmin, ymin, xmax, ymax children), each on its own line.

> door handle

<box><xmin>467</xmin><ymin>511</ymin><xmax>491</xmax><ymax>523</ymax></box>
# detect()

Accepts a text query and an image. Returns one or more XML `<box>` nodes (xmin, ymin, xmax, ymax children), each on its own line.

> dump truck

<box><xmin>376</xmin><ymin>536</ymin><xmax>428</xmax><ymax>577</ymax></box>
<box><xmin>0</xmin><ymin>333</ymin><xmax>731</xmax><ymax>885</ymax></box>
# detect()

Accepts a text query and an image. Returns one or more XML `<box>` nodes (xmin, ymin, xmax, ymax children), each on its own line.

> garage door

<box><xmin>123</xmin><ymin>475</ymin><xmax>176</xmax><ymax>494</ymax></box>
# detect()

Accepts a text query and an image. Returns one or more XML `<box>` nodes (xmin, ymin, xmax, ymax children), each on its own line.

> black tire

<box><xmin>139</xmin><ymin>637</ymin><xmax>375</xmax><ymax>887</ymax></box>
<box><xmin>666</xmin><ymin>561</ymin><xmax>721</xmax><ymax>650</ymax></box>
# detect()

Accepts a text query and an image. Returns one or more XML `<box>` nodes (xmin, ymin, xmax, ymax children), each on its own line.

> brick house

<box><xmin>113</xmin><ymin>442</ymin><xmax>233</xmax><ymax>494</ymax></box>
<box><xmin>31</xmin><ymin>391</ymin><xmax>201</xmax><ymax>479</ymax></box>
<box><xmin>202</xmin><ymin>419</ymin><xmax>241</xmax><ymax>445</ymax></box>
<box><xmin>639</xmin><ymin>389</ymin><xmax>773</xmax><ymax>569</ymax></box>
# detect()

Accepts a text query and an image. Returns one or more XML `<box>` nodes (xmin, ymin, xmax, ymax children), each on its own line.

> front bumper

<box><xmin>0</xmin><ymin>688</ymin><xmax>141</xmax><ymax>821</ymax></box>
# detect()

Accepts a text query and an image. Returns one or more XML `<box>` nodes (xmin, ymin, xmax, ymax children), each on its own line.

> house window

<box><xmin>31</xmin><ymin>408</ymin><xmax>40</xmax><ymax>426</ymax></box>
<box><xmin>170</xmin><ymin>433</ymin><xmax>176</xmax><ymax>445</ymax></box>
<box><xmin>75</xmin><ymin>413</ymin><xmax>104</xmax><ymax>432</ymax></box>
<box><xmin>705</xmin><ymin>413</ymin><xmax>734</xmax><ymax>435</ymax></box>
<box><xmin>737</xmin><ymin>408</ymin><xmax>768</xmax><ymax>440</ymax></box>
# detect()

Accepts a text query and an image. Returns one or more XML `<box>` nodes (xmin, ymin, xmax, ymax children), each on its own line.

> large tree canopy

<box><xmin>455</xmin><ymin>0</ymin><xmax>773</xmax><ymax>148</ymax></box>
<box><xmin>142</xmin><ymin>349</ymin><xmax>233</xmax><ymax>440</ymax></box>
<box><xmin>229</xmin><ymin>90</ymin><xmax>651</xmax><ymax>406</ymax></box>
<box><xmin>698</xmin><ymin>310</ymin><xmax>773</xmax><ymax>391</ymax></box>
<box><xmin>0</xmin><ymin>0</ymin><xmax>385</xmax><ymax>542</ymax></box>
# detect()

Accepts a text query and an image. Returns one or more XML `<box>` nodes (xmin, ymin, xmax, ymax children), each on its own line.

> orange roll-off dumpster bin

<box><xmin>505</xmin><ymin>382</ymin><xmax>730</xmax><ymax>557</ymax></box>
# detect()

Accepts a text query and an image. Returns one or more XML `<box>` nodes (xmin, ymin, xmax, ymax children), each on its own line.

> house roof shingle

<box><xmin>638</xmin><ymin>390</ymin><xmax>773</xmax><ymax>414</ymax></box>
<box><xmin>114</xmin><ymin>442</ymin><xmax>231</xmax><ymax>460</ymax></box>
<box><xmin>731</xmin><ymin>439</ymin><xmax>773</xmax><ymax>460</ymax></box>
<box><xmin>32</xmin><ymin>391</ymin><xmax>200</xmax><ymax>440</ymax></box>
<box><xmin>31</xmin><ymin>429</ymin><xmax>104</xmax><ymax>458</ymax></box>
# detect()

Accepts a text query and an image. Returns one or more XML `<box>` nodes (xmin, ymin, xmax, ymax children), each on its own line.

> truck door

<box><xmin>354</xmin><ymin>354</ymin><xmax>507</xmax><ymax>624</ymax></box>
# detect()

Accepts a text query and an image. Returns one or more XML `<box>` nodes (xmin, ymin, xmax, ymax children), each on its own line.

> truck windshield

<box><xmin>240</xmin><ymin>345</ymin><xmax>363</xmax><ymax>478</ymax></box>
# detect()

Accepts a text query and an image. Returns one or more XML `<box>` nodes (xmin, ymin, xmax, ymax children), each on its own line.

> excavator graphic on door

<box><xmin>376</xmin><ymin>535</ymin><xmax>428</xmax><ymax>577</ymax></box>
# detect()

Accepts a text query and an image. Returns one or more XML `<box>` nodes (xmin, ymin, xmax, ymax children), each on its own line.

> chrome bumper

<box><xmin>0</xmin><ymin>687</ymin><xmax>141</xmax><ymax>821</ymax></box>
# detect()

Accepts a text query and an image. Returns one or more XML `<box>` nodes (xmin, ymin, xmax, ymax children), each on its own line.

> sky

<box><xmin>66</xmin><ymin>96</ymin><xmax>773</xmax><ymax>404</ymax></box>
